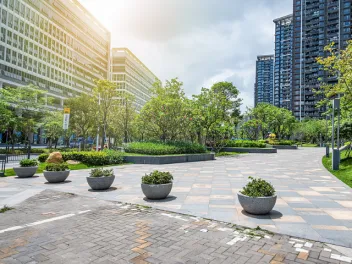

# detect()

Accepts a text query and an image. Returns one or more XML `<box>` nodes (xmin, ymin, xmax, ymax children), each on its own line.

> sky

<box><xmin>80</xmin><ymin>0</ymin><xmax>292</xmax><ymax>112</ymax></box>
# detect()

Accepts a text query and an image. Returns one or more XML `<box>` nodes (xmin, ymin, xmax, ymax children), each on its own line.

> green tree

<box><xmin>317</xmin><ymin>41</ymin><xmax>352</xmax><ymax>112</ymax></box>
<box><xmin>191</xmin><ymin>82</ymin><xmax>242</xmax><ymax>144</ymax></box>
<box><xmin>139</xmin><ymin>78</ymin><xmax>188</xmax><ymax>141</ymax></box>
<box><xmin>93</xmin><ymin>79</ymin><xmax>118</xmax><ymax>147</ymax></box>
<box><xmin>0</xmin><ymin>84</ymin><xmax>48</xmax><ymax>146</ymax></box>
<box><xmin>65</xmin><ymin>93</ymin><xmax>96</xmax><ymax>149</ymax></box>
<box><xmin>109</xmin><ymin>93</ymin><xmax>137</xmax><ymax>143</ymax></box>
<box><xmin>43</xmin><ymin>111</ymin><xmax>63</xmax><ymax>149</ymax></box>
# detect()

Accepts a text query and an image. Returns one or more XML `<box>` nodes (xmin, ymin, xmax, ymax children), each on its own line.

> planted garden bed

<box><xmin>272</xmin><ymin>145</ymin><xmax>298</xmax><ymax>150</ymax></box>
<box><xmin>221</xmin><ymin>147</ymin><xmax>277</xmax><ymax>154</ymax></box>
<box><xmin>124</xmin><ymin>153</ymin><xmax>215</xmax><ymax>164</ymax></box>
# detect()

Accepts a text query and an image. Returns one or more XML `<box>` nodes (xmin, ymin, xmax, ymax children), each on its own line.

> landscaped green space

<box><xmin>4</xmin><ymin>162</ymin><xmax>127</xmax><ymax>177</ymax></box>
<box><xmin>322</xmin><ymin>150</ymin><xmax>352</xmax><ymax>188</ymax></box>
<box><xmin>223</xmin><ymin>140</ymin><xmax>266</xmax><ymax>148</ymax></box>
<box><xmin>124</xmin><ymin>141</ymin><xmax>207</xmax><ymax>155</ymax></box>
<box><xmin>215</xmin><ymin>152</ymin><xmax>242</xmax><ymax>157</ymax></box>
<box><xmin>301</xmin><ymin>143</ymin><xmax>319</xmax><ymax>147</ymax></box>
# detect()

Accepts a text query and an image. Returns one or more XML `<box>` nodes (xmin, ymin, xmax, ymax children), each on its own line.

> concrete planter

<box><xmin>43</xmin><ymin>170</ymin><xmax>70</xmax><ymax>183</ymax></box>
<box><xmin>124</xmin><ymin>153</ymin><xmax>215</xmax><ymax>165</ymax></box>
<box><xmin>86</xmin><ymin>175</ymin><xmax>115</xmax><ymax>190</ymax></box>
<box><xmin>141</xmin><ymin>183</ymin><xmax>173</xmax><ymax>200</ymax></box>
<box><xmin>237</xmin><ymin>193</ymin><xmax>277</xmax><ymax>215</ymax></box>
<box><xmin>221</xmin><ymin>147</ymin><xmax>277</xmax><ymax>153</ymax></box>
<box><xmin>272</xmin><ymin>145</ymin><xmax>298</xmax><ymax>150</ymax></box>
<box><xmin>13</xmin><ymin>167</ymin><xmax>38</xmax><ymax>178</ymax></box>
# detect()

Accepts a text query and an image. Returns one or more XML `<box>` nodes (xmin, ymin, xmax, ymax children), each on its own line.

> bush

<box><xmin>38</xmin><ymin>153</ymin><xmax>49</xmax><ymax>163</ymax></box>
<box><xmin>45</xmin><ymin>163</ymin><xmax>69</xmax><ymax>172</ymax></box>
<box><xmin>125</xmin><ymin>141</ymin><xmax>207</xmax><ymax>155</ymax></box>
<box><xmin>272</xmin><ymin>140</ymin><xmax>295</xmax><ymax>146</ymax></box>
<box><xmin>240</xmin><ymin>177</ymin><xmax>275</xmax><ymax>197</ymax></box>
<box><xmin>142</xmin><ymin>170</ymin><xmax>173</xmax><ymax>184</ymax></box>
<box><xmin>224</xmin><ymin>140</ymin><xmax>266</xmax><ymax>148</ymax></box>
<box><xmin>39</xmin><ymin>151</ymin><xmax>124</xmax><ymax>166</ymax></box>
<box><xmin>89</xmin><ymin>168</ymin><xmax>114</xmax><ymax>178</ymax></box>
<box><xmin>20</xmin><ymin>159</ymin><xmax>39</xmax><ymax>167</ymax></box>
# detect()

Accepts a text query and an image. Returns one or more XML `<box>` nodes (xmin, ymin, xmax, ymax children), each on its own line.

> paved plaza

<box><xmin>1</xmin><ymin>148</ymin><xmax>352</xmax><ymax>249</ymax></box>
<box><xmin>1</xmin><ymin>190</ymin><xmax>352</xmax><ymax>264</ymax></box>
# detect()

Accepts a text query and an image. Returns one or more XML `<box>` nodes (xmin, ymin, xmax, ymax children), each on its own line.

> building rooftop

<box><xmin>112</xmin><ymin>48</ymin><xmax>159</xmax><ymax>80</ymax></box>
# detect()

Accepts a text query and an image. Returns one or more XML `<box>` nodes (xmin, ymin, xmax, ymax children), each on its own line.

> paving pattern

<box><xmin>0</xmin><ymin>148</ymin><xmax>352</xmax><ymax>248</ymax></box>
<box><xmin>1</xmin><ymin>190</ymin><xmax>352</xmax><ymax>264</ymax></box>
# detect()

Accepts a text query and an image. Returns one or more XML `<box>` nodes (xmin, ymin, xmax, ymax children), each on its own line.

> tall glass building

<box><xmin>274</xmin><ymin>14</ymin><xmax>293</xmax><ymax>111</ymax></box>
<box><xmin>292</xmin><ymin>0</ymin><xmax>352</xmax><ymax>120</ymax></box>
<box><xmin>254</xmin><ymin>55</ymin><xmax>274</xmax><ymax>106</ymax></box>
<box><xmin>111</xmin><ymin>48</ymin><xmax>158</xmax><ymax>110</ymax></box>
<box><xmin>0</xmin><ymin>0</ymin><xmax>111</xmax><ymax>108</ymax></box>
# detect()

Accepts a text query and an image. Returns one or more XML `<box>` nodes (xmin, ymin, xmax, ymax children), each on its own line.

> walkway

<box><xmin>1</xmin><ymin>190</ymin><xmax>351</xmax><ymax>263</ymax></box>
<box><xmin>1</xmin><ymin>148</ymin><xmax>351</xmax><ymax>248</ymax></box>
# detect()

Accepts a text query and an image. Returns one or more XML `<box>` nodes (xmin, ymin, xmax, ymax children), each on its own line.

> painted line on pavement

<box><xmin>0</xmin><ymin>210</ymin><xmax>91</xmax><ymax>234</ymax></box>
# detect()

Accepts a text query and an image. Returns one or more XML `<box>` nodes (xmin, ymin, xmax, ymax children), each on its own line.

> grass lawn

<box><xmin>322</xmin><ymin>150</ymin><xmax>352</xmax><ymax>188</ymax></box>
<box><xmin>124</xmin><ymin>152</ymin><xmax>211</xmax><ymax>156</ymax></box>
<box><xmin>302</xmin><ymin>143</ymin><xmax>319</xmax><ymax>147</ymax></box>
<box><xmin>4</xmin><ymin>162</ymin><xmax>127</xmax><ymax>177</ymax></box>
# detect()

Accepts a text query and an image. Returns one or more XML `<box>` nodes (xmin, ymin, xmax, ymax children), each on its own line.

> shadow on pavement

<box><xmin>44</xmin><ymin>180</ymin><xmax>72</xmax><ymax>185</ymax></box>
<box><xmin>143</xmin><ymin>195</ymin><xmax>177</xmax><ymax>203</ymax></box>
<box><xmin>88</xmin><ymin>187</ymin><xmax>120</xmax><ymax>192</ymax></box>
<box><xmin>241</xmin><ymin>209</ymin><xmax>283</xmax><ymax>219</ymax></box>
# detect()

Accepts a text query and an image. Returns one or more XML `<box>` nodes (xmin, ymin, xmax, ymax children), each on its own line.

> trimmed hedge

<box><xmin>125</xmin><ymin>141</ymin><xmax>207</xmax><ymax>155</ymax></box>
<box><xmin>0</xmin><ymin>148</ymin><xmax>49</xmax><ymax>154</ymax></box>
<box><xmin>38</xmin><ymin>150</ymin><xmax>124</xmax><ymax>166</ymax></box>
<box><xmin>272</xmin><ymin>140</ymin><xmax>295</xmax><ymax>146</ymax></box>
<box><xmin>224</xmin><ymin>140</ymin><xmax>266</xmax><ymax>148</ymax></box>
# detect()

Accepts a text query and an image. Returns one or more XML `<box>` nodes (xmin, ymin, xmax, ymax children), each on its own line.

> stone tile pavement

<box><xmin>1</xmin><ymin>190</ymin><xmax>352</xmax><ymax>264</ymax></box>
<box><xmin>1</xmin><ymin>148</ymin><xmax>352</xmax><ymax>248</ymax></box>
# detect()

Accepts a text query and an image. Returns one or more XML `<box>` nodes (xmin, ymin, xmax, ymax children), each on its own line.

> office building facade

<box><xmin>274</xmin><ymin>14</ymin><xmax>293</xmax><ymax>111</ymax></box>
<box><xmin>0</xmin><ymin>0</ymin><xmax>111</xmax><ymax>108</ymax></box>
<box><xmin>292</xmin><ymin>0</ymin><xmax>352</xmax><ymax>120</ymax></box>
<box><xmin>111</xmin><ymin>48</ymin><xmax>158</xmax><ymax>110</ymax></box>
<box><xmin>254</xmin><ymin>55</ymin><xmax>274</xmax><ymax>106</ymax></box>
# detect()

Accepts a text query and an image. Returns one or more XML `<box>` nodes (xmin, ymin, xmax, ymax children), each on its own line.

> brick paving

<box><xmin>0</xmin><ymin>190</ymin><xmax>352</xmax><ymax>264</ymax></box>
<box><xmin>1</xmin><ymin>148</ymin><xmax>352</xmax><ymax>247</ymax></box>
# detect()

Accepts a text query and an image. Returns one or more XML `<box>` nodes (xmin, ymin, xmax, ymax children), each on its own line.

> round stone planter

<box><xmin>86</xmin><ymin>175</ymin><xmax>115</xmax><ymax>190</ymax></box>
<box><xmin>141</xmin><ymin>183</ymin><xmax>173</xmax><ymax>200</ymax></box>
<box><xmin>13</xmin><ymin>167</ymin><xmax>38</xmax><ymax>178</ymax></box>
<box><xmin>43</xmin><ymin>170</ymin><xmax>70</xmax><ymax>183</ymax></box>
<box><xmin>237</xmin><ymin>193</ymin><xmax>277</xmax><ymax>215</ymax></box>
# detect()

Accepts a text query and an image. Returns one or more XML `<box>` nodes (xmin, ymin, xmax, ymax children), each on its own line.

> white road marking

<box><xmin>226</xmin><ymin>236</ymin><xmax>247</xmax><ymax>245</ymax></box>
<box><xmin>0</xmin><ymin>211</ymin><xmax>91</xmax><ymax>235</ymax></box>
<box><xmin>78</xmin><ymin>210</ymin><xmax>91</xmax><ymax>214</ymax></box>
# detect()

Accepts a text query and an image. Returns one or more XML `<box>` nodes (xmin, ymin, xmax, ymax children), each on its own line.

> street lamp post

<box><xmin>96</xmin><ymin>93</ymin><xmax>101</xmax><ymax>152</ymax></box>
<box><xmin>332</xmin><ymin>98</ymin><xmax>340</xmax><ymax>170</ymax></box>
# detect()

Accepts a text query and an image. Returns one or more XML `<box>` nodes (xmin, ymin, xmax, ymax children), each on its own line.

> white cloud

<box><xmin>80</xmin><ymin>0</ymin><xmax>292</xmax><ymax>112</ymax></box>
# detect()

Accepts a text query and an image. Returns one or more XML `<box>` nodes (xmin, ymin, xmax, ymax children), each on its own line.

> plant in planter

<box><xmin>13</xmin><ymin>159</ymin><xmax>39</xmax><ymax>178</ymax></box>
<box><xmin>141</xmin><ymin>170</ymin><xmax>173</xmax><ymax>200</ymax></box>
<box><xmin>238</xmin><ymin>176</ymin><xmax>276</xmax><ymax>215</ymax></box>
<box><xmin>43</xmin><ymin>162</ymin><xmax>70</xmax><ymax>183</ymax></box>
<box><xmin>86</xmin><ymin>168</ymin><xmax>115</xmax><ymax>190</ymax></box>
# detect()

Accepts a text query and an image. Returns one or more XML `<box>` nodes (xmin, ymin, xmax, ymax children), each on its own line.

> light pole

<box><xmin>332</xmin><ymin>98</ymin><xmax>340</xmax><ymax>170</ymax></box>
<box><xmin>96</xmin><ymin>93</ymin><xmax>101</xmax><ymax>152</ymax></box>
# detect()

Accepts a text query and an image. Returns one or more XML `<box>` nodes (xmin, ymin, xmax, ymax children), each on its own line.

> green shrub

<box><xmin>39</xmin><ymin>151</ymin><xmax>124</xmax><ymax>166</ymax></box>
<box><xmin>45</xmin><ymin>163</ymin><xmax>69</xmax><ymax>172</ymax></box>
<box><xmin>240</xmin><ymin>177</ymin><xmax>275</xmax><ymax>197</ymax></box>
<box><xmin>224</xmin><ymin>140</ymin><xmax>266</xmax><ymax>148</ymax></box>
<box><xmin>19</xmin><ymin>159</ymin><xmax>39</xmax><ymax>167</ymax></box>
<box><xmin>142</xmin><ymin>170</ymin><xmax>173</xmax><ymax>184</ymax></box>
<box><xmin>38</xmin><ymin>153</ymin><xmax>49</xmax><ymax>163</ymax></box>
<box><xmin>272</xmin><ymin>140</ymin><xmax>295</xmax><ymax>146</ymax></box>
<box><xmin>125</xmin><ymin>141</ymin><xmax>207</xmax><ymax>155</ymax></box>
<box><xmin>89</xmin><ymin>168</ymin><xmax>114</xmax><ymax>177</ymax></box>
